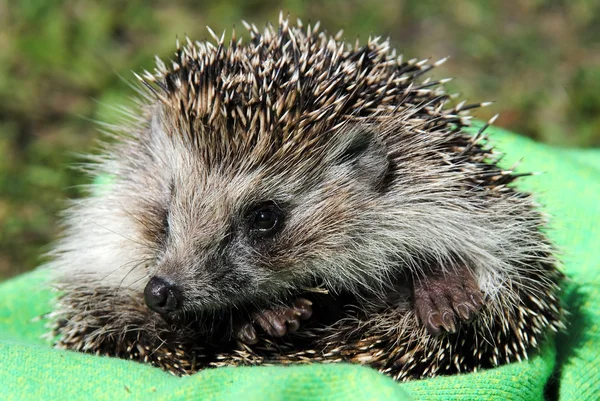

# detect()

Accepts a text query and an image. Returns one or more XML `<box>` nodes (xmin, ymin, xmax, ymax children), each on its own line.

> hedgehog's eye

<box><xmin>247</xmin><ymin>202</ymin><xmax>284</xmax><ymax>236</ymax></box>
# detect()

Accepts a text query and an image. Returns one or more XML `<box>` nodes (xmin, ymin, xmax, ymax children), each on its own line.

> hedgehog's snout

<box><xmin>144</xmin><ymin>276</ymin><xmax>183</xmax><ymax>315</ymax></box>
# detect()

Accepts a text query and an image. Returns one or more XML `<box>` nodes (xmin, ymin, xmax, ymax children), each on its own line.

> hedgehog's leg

<box><xmin>236</xmin><ymin>298</ymin><xmax>313</xmax><ymax>345</ymax></box>
<box><xmin>412</xmin><ymin>265</ymin><xmax>484</xmax><ymax>335</ymax></box>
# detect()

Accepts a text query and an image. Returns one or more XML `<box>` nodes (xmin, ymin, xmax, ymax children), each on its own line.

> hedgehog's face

<box><xmin>138</xmin><ymin>118</ymin><xmax>392</xmax><ymax>316</ymax></box>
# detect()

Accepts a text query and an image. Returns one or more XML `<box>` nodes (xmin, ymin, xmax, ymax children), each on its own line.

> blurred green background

<box><xmin>1</xmin><ymin>0</ymin><xmax>599</xmax><ymax>279</ymax></box>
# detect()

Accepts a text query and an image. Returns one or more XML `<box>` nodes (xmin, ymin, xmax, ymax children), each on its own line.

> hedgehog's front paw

<box><xmin>236</xmin><ymin>298</ymin><xmax>313</xmax><ymax>345</ymax></box>
<box><xmin>413</xmin><ymin>265</ymin><xmax>484</xmax><ymax>335</ymax></box>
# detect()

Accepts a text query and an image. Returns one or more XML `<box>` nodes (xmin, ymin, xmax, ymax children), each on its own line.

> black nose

<box><xmin>144</xmin><ymin>276</ymin><xmax>182</xmax><ymax>315</ymax></box>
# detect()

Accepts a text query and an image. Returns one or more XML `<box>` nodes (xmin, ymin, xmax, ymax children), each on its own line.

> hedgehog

<box><xmin>47</xmin><ymin>14</ymin><xmax>564</xmax><ymax>381</ymax></box>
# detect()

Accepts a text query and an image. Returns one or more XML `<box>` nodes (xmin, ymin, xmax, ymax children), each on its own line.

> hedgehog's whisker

<box><xmin>98</xmin><ymin>257</ymin><xmax>150</xmax><ymax>283</ymax></box>
<box><xmin>84</xmin><ymin>218</ymin><xmax>156</xmax><ymax>250</ymax></box>
<box><xmin>115</xmin><ymin>257</ymin><xmax>154</xmax><ymax>293</ymax></box>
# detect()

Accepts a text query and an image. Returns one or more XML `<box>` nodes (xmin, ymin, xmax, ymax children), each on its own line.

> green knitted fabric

<box><xmin>1</xmin><ymin>126</ymin><xmax>598</xmax><ymax>401</ymax></box>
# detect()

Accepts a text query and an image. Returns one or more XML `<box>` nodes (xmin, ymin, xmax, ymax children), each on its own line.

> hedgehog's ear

<box><xmin>329</xmin><ymin>125</ymin><xmax>390</xmax><ymax>189</ymax></box>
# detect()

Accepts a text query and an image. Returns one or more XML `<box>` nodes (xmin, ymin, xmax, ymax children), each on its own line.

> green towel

<box><xmin>1</xmin><ymin>126</ymin><xmax>599</xmax><ymax>401</ymax></box>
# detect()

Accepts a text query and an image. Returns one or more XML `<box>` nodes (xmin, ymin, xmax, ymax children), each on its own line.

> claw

<box><xmin>235</xmin><ymin>297</ymin><xmax>313</xmax><ymax>344</ymax></box>
<box><xmin>236</xmin><ymin>322</ymin><xmax>258</xmax><ymax>345</ymax></box>
<box><xmin>413</xmin><ymin>264</ymin><xmax>484</xmax><ymax>335</ymax></box>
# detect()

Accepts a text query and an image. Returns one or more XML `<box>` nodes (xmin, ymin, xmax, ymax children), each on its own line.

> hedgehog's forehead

<box><xmin>160</xmin><ymin>102</ymin><xmax>336</xmax><ymax>173</ymax></box>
